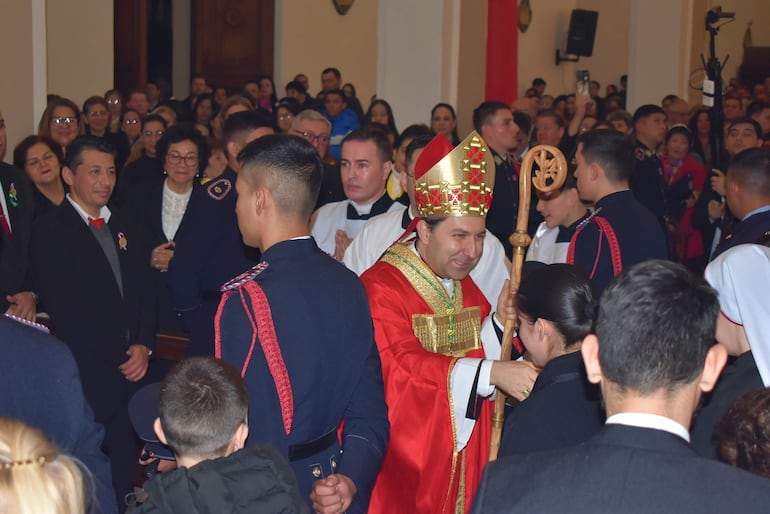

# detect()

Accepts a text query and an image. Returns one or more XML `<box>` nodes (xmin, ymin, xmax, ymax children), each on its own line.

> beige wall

<box><xmin>275</xmin><ymin>0</ymin><xmax>378</xmax><ymax>106</ymax></box>
<box><xmin>517</xmin><ymin>0</ymin><xmax>630</xmax><ymax>98</ymax></box>
<box><xmin>575</xmin><ymin>0</ymin><xmax>630</xmax><ymax>95</ymax></box>
<box><xmin>1</xmin><ymin>0</ymin><xmax>45</xmax><ymax>161</ymax></box>
<box><xmin>376</xmin><ymin>0</ymin><xmax>447</xmax><ymax>131</ymax></box>
<box><xmin>518</xmin><ymin>0</ymin><xmax>577</xmax><ymax>98</ymax></box>
<box><xmin>627</xmin><ymin>0</ymin><xmax>692</xmax><ymax>111</ymax></box>
<box><xmin>46</xmin><ymin>1</ymin><xmax>114</xmax><ymax>108</ymax></box>
<box><xmin>712</xmin><ymin>0</ymin><xmax>770</xmax><ymax>86</ymax></box>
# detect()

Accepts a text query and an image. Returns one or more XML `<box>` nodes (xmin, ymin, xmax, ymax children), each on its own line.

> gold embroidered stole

<box><xmin>381</xmin><ymin>243</ymin><xmax>481</xmax><ymax>357</ymax></box>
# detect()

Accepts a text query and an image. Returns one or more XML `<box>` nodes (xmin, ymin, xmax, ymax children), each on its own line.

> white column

<box><xmin>377</xmin><ymin>0</ymin><xmax>457</xmax><ymax>130</ymax></box>
<box><xmin>627</xmin><ymin>0</ymin><xmax>693</xmax><ymax>111</ymax></box>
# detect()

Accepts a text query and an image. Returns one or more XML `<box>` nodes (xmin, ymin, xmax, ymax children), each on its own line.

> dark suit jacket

<box><xmin>29</xmin><ymin>199</ymin><xmax>155</xmax><ymax>422</ymax></box>
<box><xmin>691</xmin><ymin>351</ymin><xmax>764</xmax><ymax>459</ymax></box>
<box><xmin>499</xmin><ymin>351</ymin><xmax>604</xmax><ymax>456</ymax></box>
<box><xmin>167</xmin><ymin>166</ymin><xmax>259</xmax><ymax>356</ymax></box>
<box><xmin>570</xmin><ymin>190</ymin><xmax>669</xmax><ymax>294</ymax></box>
<box><xmin>472</xmin><ymin>424</ymin><xmax>770</xmax><ymax>513</ymax></box>
<box><xmin>125</xmin><ymin>176</ymin><xmax>197</xmax><ymax>332</ymax></box>
<box><xmin>0</xmin><ymin>316</ymin><xmax>118</xmax><ymax>513</ymax></box>
<box><xmin>712</xmin><ymin>209</ymin><xmax>770</xmax><ymax>259</ymax></box>
<box><xmin>0</xmin><ymin>163</ymin><xmax>34</xmax><ymax>310</ymax></box>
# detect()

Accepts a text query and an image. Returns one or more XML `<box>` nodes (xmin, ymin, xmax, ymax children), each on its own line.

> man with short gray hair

<box><xmin>291</xmin><ymin>110</ymin><xmax>344</xmax><ymax>207</ymax></box>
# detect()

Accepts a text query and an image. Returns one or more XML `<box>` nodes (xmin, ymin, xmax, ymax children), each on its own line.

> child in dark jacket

<box><xmin>132</xmin><ymin>357</ymin><xmax>308</xmax><ymax>513</ymax></box>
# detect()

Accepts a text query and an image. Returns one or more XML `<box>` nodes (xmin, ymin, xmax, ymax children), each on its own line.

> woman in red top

<box><xmin>661</xmin><ymin>124</ymin><xmax>706</xmax><ymax>272</ymax></box>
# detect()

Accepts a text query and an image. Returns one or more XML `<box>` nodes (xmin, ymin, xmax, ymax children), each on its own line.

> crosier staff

<box><xmin>489</xmin><ymin>145</ymin><xmax>568</xmax><ymax>461</ymax></box>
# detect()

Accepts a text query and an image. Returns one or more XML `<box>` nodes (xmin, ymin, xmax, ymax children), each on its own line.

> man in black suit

<box><xmin>0</xmin><ymin>315</ymin><xmax>117</xmax><ymax>513</ymax></box>
<box><xmin>472</xmin><ymin>260</ymin><xmax>770</xmax><ymax>514</ymax></box>
<box><xmin>0</xmin><ymin>109</ymin><xmax>37</xmax><ymax>320</ymax></box>
<box><xmin>29</xmin><ymin>136</ymin><xmax>156</xmax><ymax>508</ymax></box>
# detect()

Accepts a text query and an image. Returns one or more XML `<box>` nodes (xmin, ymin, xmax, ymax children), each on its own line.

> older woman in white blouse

<box><xmin>124</xmin><ymin>124</ymin><xmax>209</xmax><ymax>332</ymax></box>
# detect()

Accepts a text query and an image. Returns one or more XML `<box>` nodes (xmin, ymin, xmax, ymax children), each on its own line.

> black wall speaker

<box><xmin>566</xmin><ymin>9</ymin><xmax>599</xmax><ymax>57</ymax></box>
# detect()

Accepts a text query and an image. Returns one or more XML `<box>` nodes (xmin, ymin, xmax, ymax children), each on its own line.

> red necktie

<box><xmin>88</xmin><ymin>217</ymin><xmax>105</xmax><ymax>229</ymax></box>
<box><xmin>0</xmin><ymin>213</ymin><xmax>10</xmax><ymax>239</ymax></box>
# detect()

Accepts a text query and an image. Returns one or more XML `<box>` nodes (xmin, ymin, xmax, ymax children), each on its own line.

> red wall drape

<box><xmin>485</xmin><ymin>0</ymin><xmax>518</xmax><ymax>104</ymax></box>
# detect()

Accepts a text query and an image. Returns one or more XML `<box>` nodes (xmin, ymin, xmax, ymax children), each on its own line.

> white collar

<box><xmin>67</xmin><ymin>194</ymin><xmax>111</xmax><ymax>226</ymax></box>
<box><xmin>606</xmin><ymin>412</ymin><xmax>690</xmax><ymax>442</ymax></box>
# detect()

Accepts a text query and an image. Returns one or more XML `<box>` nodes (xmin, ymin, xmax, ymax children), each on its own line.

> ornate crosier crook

<box><xmin>488</xmin><ymin>145</ymin><xmax>568</xmax><ymax>461</ymax></box>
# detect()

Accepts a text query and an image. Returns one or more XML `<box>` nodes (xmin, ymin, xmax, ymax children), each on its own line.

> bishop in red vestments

<box><xmin>362</xmin><ymin>132</ymin><xmax>538</xmax><ymax>513</ymax></box>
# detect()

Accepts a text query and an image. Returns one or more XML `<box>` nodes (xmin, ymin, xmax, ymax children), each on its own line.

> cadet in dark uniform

<box><xmin>631</xmin><ymin>105</ymin><xmax>669</xmax><ymax>232</ymax></box>
<box><xmin>167</xmin><ymin>111</ymin><xmax>272</xmax><ymax>356</ymax></box>
<box><xmin>712</xmin><ymin>147</ymin><xmax>770</xmax><ymax>258</ymax></box>
<box><xmin>215</xmin><ymin>134</ymin><xmax>389</xmax><ymax>514</ymax></box>
<box><xmin>568</xmin><ymin>129</ymin><xmax>668</xmax><ymax>293</ymax></box>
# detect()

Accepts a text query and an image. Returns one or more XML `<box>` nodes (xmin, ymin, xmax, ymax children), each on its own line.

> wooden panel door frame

<box><xmin>114</xmin><ymin>0</ymin><xmax>148</xmax><ymax>96</ymax></box>
<box><xmin>191</xmin><ymin>0</ymin><xmax>275</xmax><ymax>92</ymax></box>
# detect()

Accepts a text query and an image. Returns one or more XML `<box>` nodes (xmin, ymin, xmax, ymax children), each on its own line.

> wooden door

<box><xmin>114</xmin><ymin>0</ymin><xmax>148</xmax><ymax>95</ymax></box>
<box><xmin>192</xmin><ymin>0</ymin><xmax>274</xmax><ymax>91</ymax></box>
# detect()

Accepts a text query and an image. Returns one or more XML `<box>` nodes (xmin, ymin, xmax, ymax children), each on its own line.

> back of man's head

<box><xmin>394</xmin><ymin>124</ymin><xmax>433</xmax><ymax>152</ymax></box>
<box><xmin>597</xmin><ymin>260</ymin><xmax>719</xmax><ymax>394</ymax></box>
<box><xmin>632</xmin><ymin>104</ymin><xmax>665</xmax><ymax>126</ymax></box>
<box><xmin>158</xmin><ymin>357</ymin><xmax>248</xmax><ymax>461</ymax></box>
<box><xmin>577</xmin><ymin>129</ymin><xmax>634</xmax><ymax>184</ymax></box>
<box><xmin>472</xmin><ymin>101</ymin><xmax>509</xmax><ymax>133</ymax></box>
<box><xmin>342</xmin><ymin>124</ymin><xmax>393</xmax><ymax>164</ymax></box>
<box><xmin>223</xmin><ymin>110</ymin><xmax>274</xmax><ymax>150</ymax></box>
<box><xmin>728</xmin><ymin>147</ymin><xmax>770</xmax><ymax>199</ymax></box>
<box><xmin>286</xmin><ymin>80</ymin><xmax>307</xmax><ymax>96</ymax></box>
<box><xmin>238</xmin><ymin>134</ymin><xmax>323</xmax><ymax>221</ymax></box>
<box><xmin>405</xmin><ymin>134</ymin><xmax>434</xmax><ymax>172</ymax></box>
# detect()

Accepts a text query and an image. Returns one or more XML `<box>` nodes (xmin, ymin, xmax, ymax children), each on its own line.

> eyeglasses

<box><xmin>123</xmin><ymin>119</ymin><xmax>139</xmax><ymax>125</ymax></box>
<box><xmin>143</xmin><ymin>130</ymin><xmax>165</xmax><ymax>137</ymax></box>
<box><xmin>52</xmin><ymin>116</ymin><xmax>77</xmax><ymax>125</ymax></box>
<box><xmin>292</xmin><ymin>129</ymin><xmax>330</xmax><ymax>144</ymax></box>
<box><xmin>106</xmin><ymin>98</ymin><xmax>121</xmax><ymax>105</ymax></box>
<box><xmin>167</xmin><ymin>152</ymin><xmax>199</xmax><ymax>166</ymax></box>
<box><xmin>278</xmin><ymin>114</ymin><xmax>294</xmax><ymax>122</ymax></box>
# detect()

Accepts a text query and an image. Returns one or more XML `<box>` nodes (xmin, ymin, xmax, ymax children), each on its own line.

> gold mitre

<box><xmin>413</xmin><ymin>131</ymin><xmax>496</xmax><ymax>218</ymax></box>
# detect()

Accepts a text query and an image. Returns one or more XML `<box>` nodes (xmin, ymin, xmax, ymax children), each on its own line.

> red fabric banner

<box><xmin>485</xmin><ymin>0</ymin><xmax>518</xmax><ymax>104</ymax></box>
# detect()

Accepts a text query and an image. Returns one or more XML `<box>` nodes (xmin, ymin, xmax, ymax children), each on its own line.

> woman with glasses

<box><xmin>121</xmin><ymin>109</ymin><xmax>142</xmax><ymax>147</ymax></box>
<box><xmin>274</xmin><ymin>98</ymin><xmax>299</xmax><ymax>133</ymax></box>
<box><xmin>12</xmin><ymin>135</ymin><xmax>66</xmax><ymax>219</ymax></box>
<box><xmin>124</xmin><ymin>124</ymin><xmax>209</xmax><ymax>332</ymax></box>
<box><xmin>104</xmin><ymin>89</ymin><xmax>124</xmax><ymax>134</ymax></box>
<box><xmin>37</xmin><ymin>98</ymin><xmax>81</xmax><ymax>156</ymax></box>
<box><xmin>113</xmin><ymin>114</ymin><xmax>168</xmax><ymax>205</ymax></box>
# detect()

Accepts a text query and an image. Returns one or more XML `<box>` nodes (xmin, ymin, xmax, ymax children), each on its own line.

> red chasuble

<box><xmin>362</xmin><ymin>243</ymin><xmax>493</xmax><ymax>514</ymax></box>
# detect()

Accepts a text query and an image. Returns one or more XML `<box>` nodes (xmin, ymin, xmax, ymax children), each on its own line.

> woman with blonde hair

<box><xmin>0</xmin><ymin>417</ymin><xmax>90</xmax><ymax>514</ymax></box>
<box><xmin>211</xmin><ymin>94</ymin><xmax>253</xmax><ymax>140</ymax></box>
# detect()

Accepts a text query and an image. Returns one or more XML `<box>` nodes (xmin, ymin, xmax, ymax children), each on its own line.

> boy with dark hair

<box><xmin>134</xmin><ymin>357</ymin><xmax>308</xmax><ymax>513</ymax></box>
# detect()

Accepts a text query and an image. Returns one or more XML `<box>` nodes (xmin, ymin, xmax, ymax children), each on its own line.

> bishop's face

<box><xmin>417</xmin><ymin>216</ymin><xmax>486</xmax><ymax>281</ymax></box>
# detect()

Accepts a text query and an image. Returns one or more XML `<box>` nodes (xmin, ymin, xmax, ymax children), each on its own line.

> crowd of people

<box><xmin>1</xmin><ymin>66</ymin><xmax>770</xmax><ymax>514</ymax></box>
